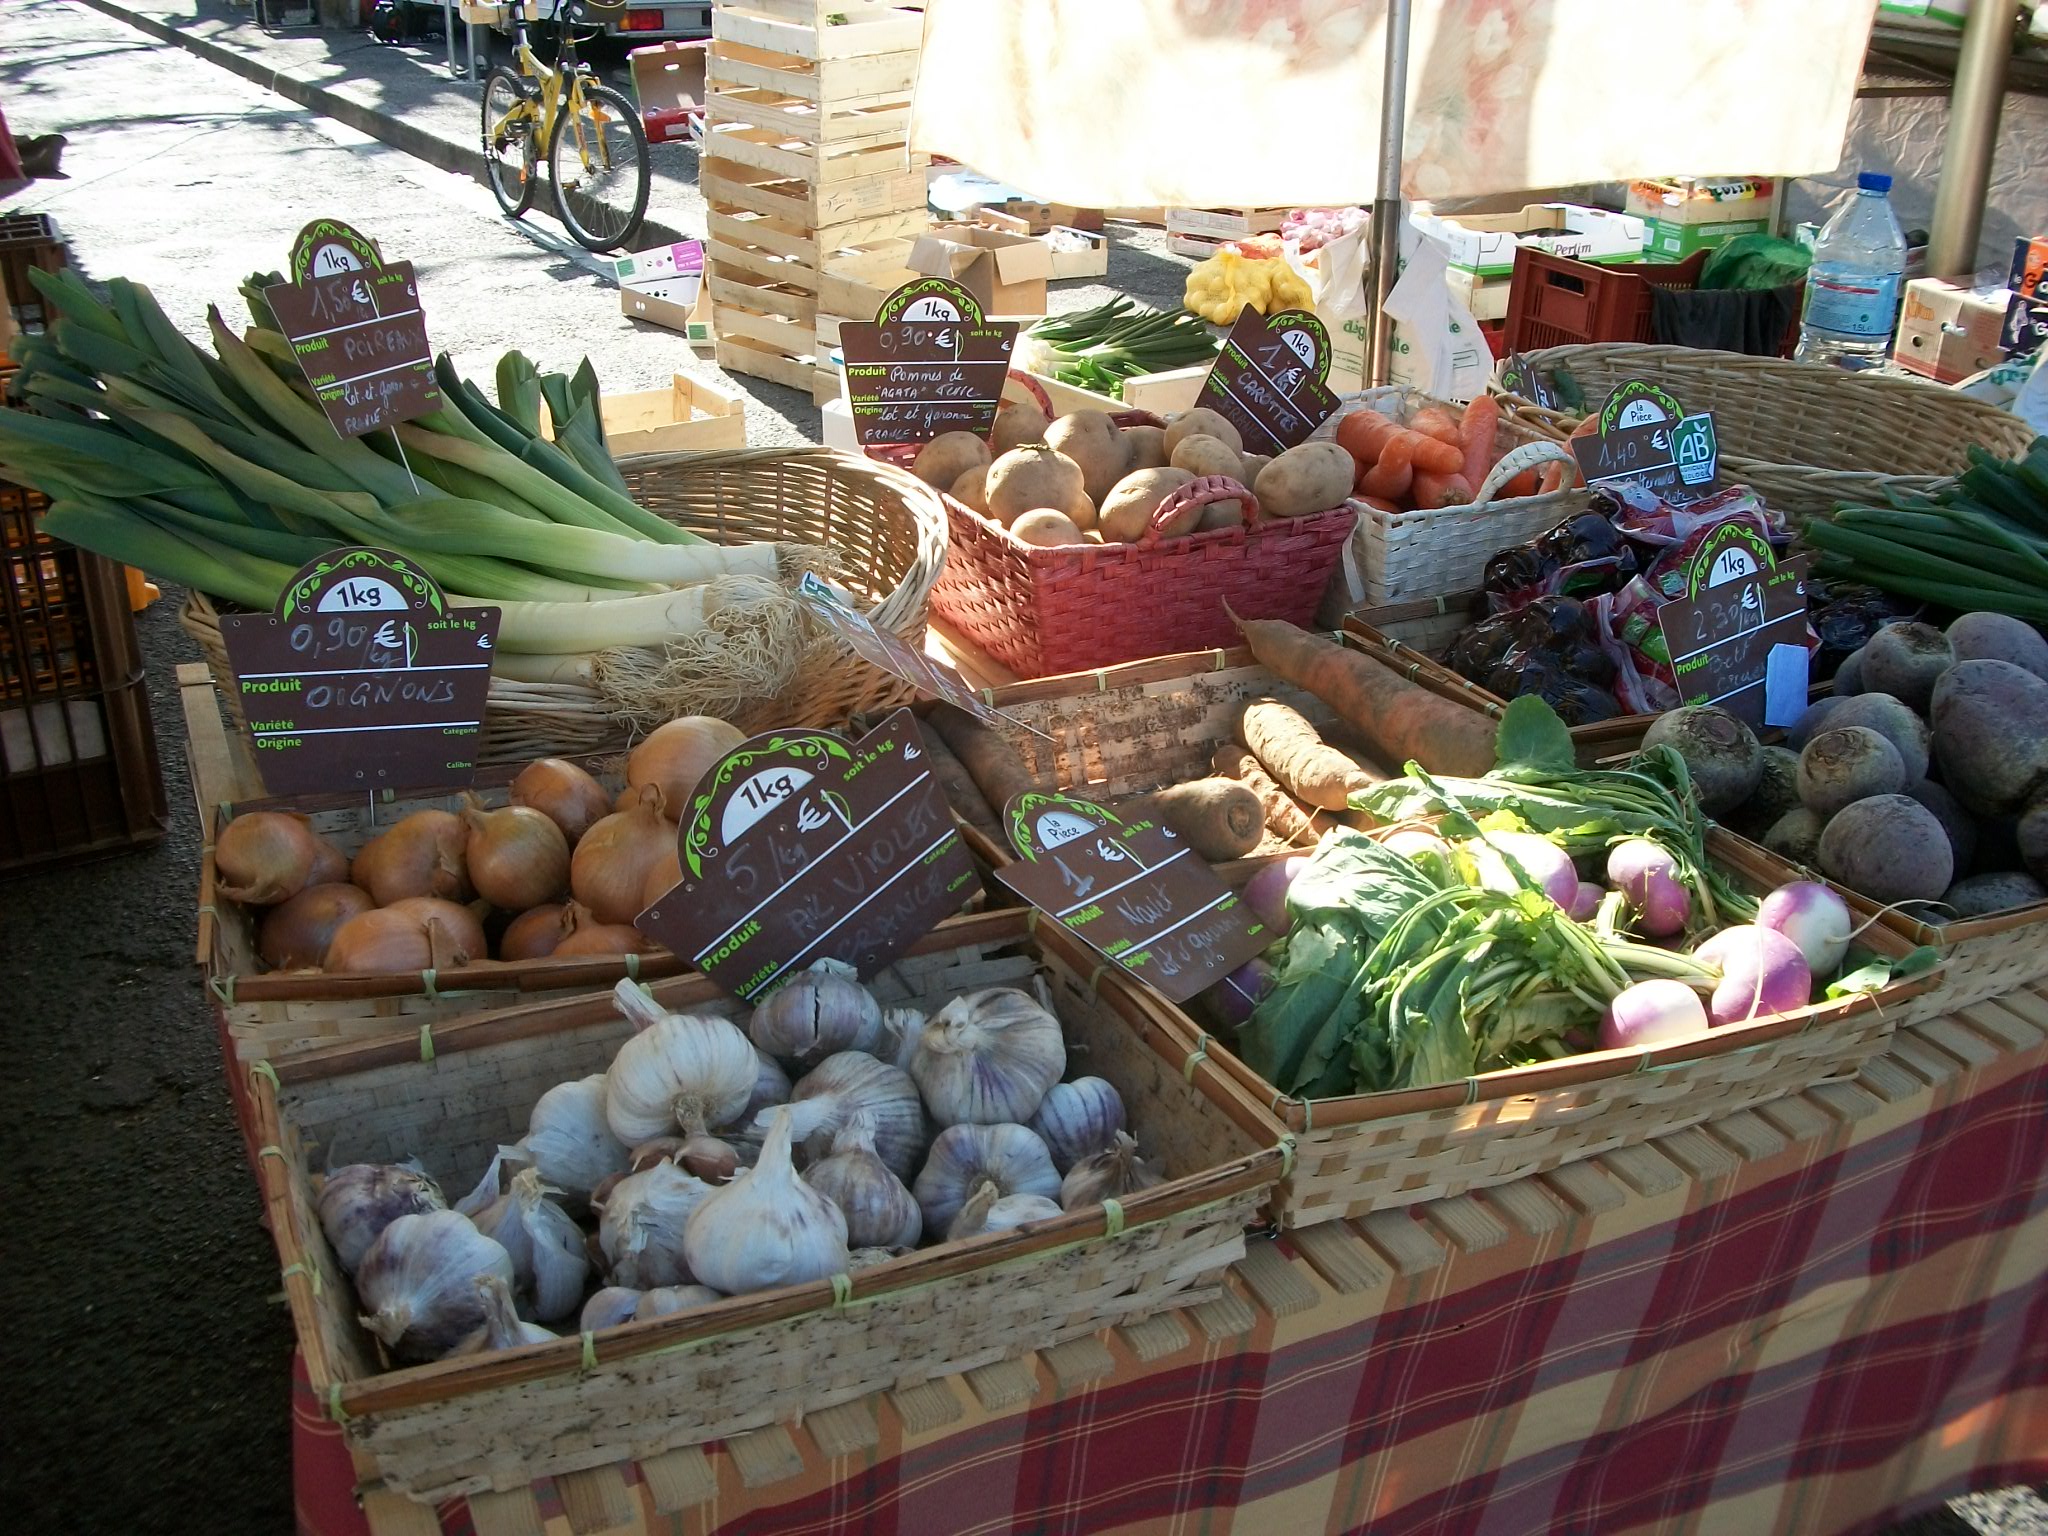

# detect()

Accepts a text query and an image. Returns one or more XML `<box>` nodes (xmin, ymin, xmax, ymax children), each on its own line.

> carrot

<box><xmin>1539</xmin><ymin>415</ymin><xmax>1598</xmax><ymax>493</ymax></box>
<box><xmin>1408</xmin><ymin>405</ymin><xmax>1465</xmax><ymax>446</ymax></box>
<box><xmin>1358</xmin><ymin>435</ymin><xmax>1417</xmax><ymax>500</ymax></box>
<box><xmin>1357</xmin><ymin>493</ymin><xmax>1403</xmax><ymax>514</ymax></box>
<box><xmin>1211</xmin><ymin>744</ymin><xmax>1319</xmax><ymax>844</ymax></box>
<box><xmin>1458</xmin><ymin>396</ymin><xmax>1500</xmax><ymax>491</ymax></box>
<box><xmin>928</xmin><ymin>703</ymin><xmax>1040</xmax><ymax>819</ymax></box>
<box><xmin>1118</xmin><ymin>777</ymin><xmax>1265</xmax><ymax>862</ymax></box>
<box><xmin>1404</xmin><ymin>429</ymin><xmax>1465</xmax><ymax>476</ymax></box>
<box><xmin>1410</xmin><ymin>470</ymin><xmax>1472</xmax><ymax>510</ymax></box>
<box><xmin>1498</xmin><ymin>469</ymin><xmax>1540</xmax><ymax>498</ymax></box>
<box><xmin>1334</xmin><ymin>409</ymin><xmax>1401</xmax><ymax>466</ymax></box>
<box><xmin>1238</xmin><ymin>697</ymin><xmax>1379</xmax><ymax>809</ymax></box>
<box><xmin>1227</xmin><ymin>612</ymin><xmax>1498</xmax><ymax>777</ymax></box>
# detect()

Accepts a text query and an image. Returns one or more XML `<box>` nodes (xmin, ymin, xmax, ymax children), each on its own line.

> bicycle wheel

<box><xmin>481</xmin><ymin>66</ymin><xmax>540</xmax><ymax>219</ymax></box>
<box><xmin>548</xmin><ymin>80</ymin><xmax>650</xmax><ymax>253</ymax></box>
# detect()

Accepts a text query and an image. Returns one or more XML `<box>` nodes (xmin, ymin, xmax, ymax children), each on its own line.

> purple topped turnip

<box><xmin>1604</xmin><ymin>839</ymin><xmax>1691</xmax><ymax>937</ymax></box>
<box><xmin>1463</xmin><ymin>830</ymin><xmax>1579</xmax><ymax>911</ymax></box>
<box><xmin>1566</xmin><ymin>882</ymin><xmax>1603</xmax><ymax>922</ymax></box>
<box><xmin>1694</xmin><ymin>924</ymin><xmax>1813</xmax><ymax>1026</ymax></box>
<box><xmin>1243</xmin><ymin>856</ymin><xmax>1307</xmax><ymax>936</ymax></box>
<box><xmin>1755</xmin><ymin>882</ymin><xmax>1852</xmax><ymax>976</ymax></box>
<box><xmin>1599</xmin><ymin>979</ymin><xmax>1710</xmax><ymax>1050</ymax></box>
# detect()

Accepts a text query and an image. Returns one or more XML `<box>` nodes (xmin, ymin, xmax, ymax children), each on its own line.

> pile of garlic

<box><xmin>314</xmin><ymin>962</ymin><xmax>1166</xmax><ymax>1367</ymax></box>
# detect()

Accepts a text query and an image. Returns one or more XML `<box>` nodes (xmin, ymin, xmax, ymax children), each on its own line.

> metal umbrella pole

<box><xmin>1925</xmin><ymin>0</ymin><xmax>2017</xmax><ymax>276</ymax></box>
<box><xmin>1368</xmin><ymin>0</ymin><xmax>1414</xmax><ymax>387</ymax></box>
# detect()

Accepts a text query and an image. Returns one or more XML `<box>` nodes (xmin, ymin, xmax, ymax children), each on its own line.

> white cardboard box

<box><xmin>1412</xmin><ymin>203</ymin><xmax>1644</xmax><ymax>278</ymax></box>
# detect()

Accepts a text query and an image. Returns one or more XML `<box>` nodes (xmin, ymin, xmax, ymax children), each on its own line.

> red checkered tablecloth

<box><xmin>299</xmin><ymin>1013</ymin><xmax>2048</xmax><ymax>1536</ymax></box>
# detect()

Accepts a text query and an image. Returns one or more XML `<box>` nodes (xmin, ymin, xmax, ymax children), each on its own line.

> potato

<box><xmin>1120</xmin><ymin>424</ymin><xmax>1170</xmax><ymax>472</ymax></box>
<box><xmin>1861</xmin><ymin>621</ymin><xmax>1954</xmax><ymax>712</ymax></box>
<box><xmin>949</xmin><ymin>465</ymin><xmax>988</xmax><ymax>514</ymax></box>
<box><xmin>1097</xmin><ymin>466</ymin><xmax>1196</xmax><ymax>542</ymax></box>
<box><xmin>1797</xmin><ymin>726</ymin><xmax>1905</xmax><ymax>816</ymax></box>
<box><xmin>1947</xmin><ymin>610</ymin><xmax>2048</xmax><ymax>681</ymax></box>
<box><xmin>1164</xmin><ymin>406</ymin><xmax>1243</xmax><ymax>456</ymax></box>
<box><xmin>991</xmin><ymin>399</ymin><xmax>1052</xmax><ymax>455</ymax></box>
<box><xmin>911</xmin><ymin>431</ymin><xmax>989</xmax><ymax>490</ymax></box>
<box><xmin>1818</xmin><ymin>793</ymin><xmax>1953</xmax><ymax>902</ymax></box>
<box><xmin>1168</xmin><ymin>433</ymin><xmax>1245</xmax><ymax>481</ymax></box>
<box><xmin>1065</xmin><ymin>486</ymin><xmax>1098</xmax><ymax>533</ymax></box>
<box><xmin>1931</xmin><ymin>658</ymin><xmax>2048</xmax><ymax>815</ymax></box>
<box><xmin>986</xmin><ymin>444</ymin><xmax>1084</xmax><ymax>527</ymax></box>
<box><xmin>1195</xmin><ymin>499</ymin><xmax>1245</xmax><ymax>532</ymax></box>
<box><xmin>1238</xmin><ymin>452</ymin><xmax>1272</xmax><ymax>487</ymax></box>
<box><xmin>1827</xmin><ymin>693</ymin><xmax>1931</xmax><ymax>782</ymax></box>
<box><xmin>1044</xmin><ymin>411</ymin><xmax>1126</xmax><ymax>505</ymax></box>
<box><xmin>1254</xmin><ymin>441</ymin><xmax>1356</xmax><ymax>518</ymax></box>
<box><xmin>1010</xmin><ymin>509</ymin><xmax>1089</xmax><ymax>547</ymax></box>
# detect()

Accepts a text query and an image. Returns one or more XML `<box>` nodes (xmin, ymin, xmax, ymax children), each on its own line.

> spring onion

<box><xmin>1016</xmin><ymin>297</ymin><xmax>1219</xmax><ymax>399</ymax></box>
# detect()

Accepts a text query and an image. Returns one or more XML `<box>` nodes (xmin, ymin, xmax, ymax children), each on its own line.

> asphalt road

<box><xmin>0</xmin><ymin>4</ymin><xmax>2041</xmax><ymax>1533</ymax></box>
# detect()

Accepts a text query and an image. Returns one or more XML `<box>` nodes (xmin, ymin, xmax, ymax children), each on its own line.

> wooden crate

<box><xmin>710</xmin><ymin>0</ymin><xmax>925</xmax><ymax>64</ymax></box>
<box><xmin>537</xmin><ymin>373</ymin><xmax>745</xmax><ymax>456</ymax></box>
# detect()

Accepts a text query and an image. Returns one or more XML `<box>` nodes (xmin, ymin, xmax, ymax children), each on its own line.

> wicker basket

<box><xmin>251</xmin><ymin>908</ymin><xmax>1279</xmax><ymax>1503</ymax></box>
<box><xmin>1336</xmin><ymin>591</ymin><xmax>1483</xmax><ymax>656</ymax></box>
<box><xmin>1317</xmin><ymin>387</ymin><xmax>1587</xmax><ymax>607</ymax></box>
<box><xmin>181</xmin><ymin>447</ymin><xmax>949</xmax><ymax>764</ymax></box>
<box><xmin>1489</xmin><ymin>344</ymin><xmax>2036</xmax><ymax>520</ymax></box>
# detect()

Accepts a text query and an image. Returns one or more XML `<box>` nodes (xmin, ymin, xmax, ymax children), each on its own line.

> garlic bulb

<box><xmin>1058</xmin><ymin>1131</ymin><xmax>1163</xmax><ymax>1212</ymax></box>
<box><xmin>635</xmin><ymin>1284</ymin><xmax>722</xmax><ymax>1320</ymax></box>
<box><xmin>947</xmin><ymin>1180</ymin><xmax>1062</xmax><ymax>1241</ymax></box>
<box><xmin>597</xmin><ymin>1160</ymin><xmax>714</xmax><ymax>1289</ymax></box>
<box><xmin>802</xmin><ymin>1110</ymin><xmax>922</xmax><ymax>1249</ymax></box>
<box><xmin>912</xmin><ymin>1122</ymin><xmax>1061</xmax><ymax>1235</ymax></box>
<box><xmin>355</xmin><ymin>1211</ymin><xmax>514</xmax><ymax>1361</ymax></box>
<box><xmin>874</xmin><ymin>1007</ymin><xmax>926</xmax><ymax>1073</ymax></box>
<box><xmin>521</xmin><ymin>1075</ymin><xmax>630</xmax><ymax>1208</ymax></box>
<box><xmin>454</xmin><ymin>1145</ymin><xmax>526</xmax><ymax>1218</ymax></box>
<box><xmin>910</xmin><ymin>989</ymin><xmax>1066</xmax><ymax>1127</ymax></box>
<box><xmin>580</xmin><ymin>1286</ymin><xmax>643</xmax><ymax>1332</ymax></box>
<box><xmin>683</xmin><ymin>1105</ymin><xmax>850</xmax><ymax>1295</ymax></box>
<box><xmin>748</xmin><ymin>961</ymin><xmax>884</xmax><ymax>1067</ymax></box>
<box><xmin>470</xmin><ymin>1273</ymin><xmax>555</xmax><ymax>1353</ymax></box>
<box><xmin>733</xmin><ymin>1048</ymin><xmax>792</xmax><ymax>1126</ymax></box>
<box><xmin>317</xmin><ymin>1161</ymin><xmax>446</xmax><ymax>1272</ymax></box>
<box><xmin>847</xmin><ymin>1245</ymin><xmax>913</xmax><ymax>1270</ymax></box>
<box><xmin>766</xmin><ymin>1051</ymin><xmax>927</xmax><ymax>1182</ymax></box>
<box><xmin>603</xmin><ymin>980</ymin><xmax>756</xmax><ymax>1145</ymax></box>
<box><xmin>471</xmin><ymin>1168</ymin><xmax>590</xmax><ymax>1322</ymax></box>
<box><xmin>1029</xmin><ymin>1077</ymin><xmax>1128</xmax><ymax>1174</ymax></box>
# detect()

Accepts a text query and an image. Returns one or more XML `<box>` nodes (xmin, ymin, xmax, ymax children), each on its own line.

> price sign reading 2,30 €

<box><xmin>219</xmin><ymin>548</ymin><xmax>500</xmax><ymax>796</ymax></box>
<box><xmin>837</xmin><ymin>277</ymin><xmax>1017</xmax><ymax>448</ymax></box>
<box><xmin>637</xmin><ymin>710</ymin><xmax>984</xmax><ymax>1003</ymax></box>
<box><xmin>265</xmin><ymin>219</ymin><xmax>441</xmax><ymax>441</ymax></box>
<box><xmin>994</xmin><ymin>792</ymin><xmax>1269</xmax><ymax>1004</ymax></box>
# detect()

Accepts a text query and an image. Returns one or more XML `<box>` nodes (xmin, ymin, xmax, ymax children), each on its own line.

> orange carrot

<box><xmin>1335</xmin><ymin>409</ymin><xmax>1400</xmax><ymax>466</ymax></box>
<box><xmin>1499</xmin><ymin>470</ymin><xmax>1541</xmax><ymax>498</ymax></box>
<box><xmin>1404</xmin><ymin>429</ymin><xmax>1465</xmax><ymax>475</ymax></box>
<box><xmin>1358</xmin><ymin>435</ymin><xmax>1418</xmax><ymax>499</ymax></box>
<box><xmin>1356</xmin><ymin>493</ymin><xmax>1403</xmax><ymax>514</ymax></box>
<box><xmin>1408</xmin><ymin>405</ymin><xmax>1465</xmax><ymax>446</ymax></box>
<box><xmin>1411</xmin><ymin>470</ymin><xmax>1473</xmax><ymax>510</ymax></box>
<box><xmin>1458</xmin><ymin>396</ymin><xmax>1500</xmax><ymax>490</ymax></box>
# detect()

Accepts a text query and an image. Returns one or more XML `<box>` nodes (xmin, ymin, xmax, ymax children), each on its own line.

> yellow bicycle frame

<box><xmin>492</xmin><ymin>29</ymin><xmax>618</xmax><ymax>176</ymax></box>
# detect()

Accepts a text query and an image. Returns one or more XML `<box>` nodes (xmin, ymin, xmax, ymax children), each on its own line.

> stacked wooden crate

<box><xmin>703</xmin><ymin>0</ymin><xmax>931</xmax><ymax>400</ymax></box>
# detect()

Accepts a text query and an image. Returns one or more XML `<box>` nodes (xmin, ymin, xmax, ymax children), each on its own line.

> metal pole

<box><xmin>1368</xmin><ymin>0</ymin><xmax>1413</xmax><ymax>387</ymax></box>
<box><xmin>1925</xmin><ymin>0</ymin><xmax>2016</xmax><ymax>275</ymax></box>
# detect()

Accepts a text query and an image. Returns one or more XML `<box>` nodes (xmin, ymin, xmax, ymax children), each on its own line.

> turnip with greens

<box><xmin>1462</xmin><ymin>830</ymin><xmax>1579</xmax><ymax>910</ymax></box>
<box><xmin>1641</xmin><ymin>705</ymin><xmax>1763</xmax><ymax>816</ymax></box>
<box><xmin>1243</xmin><ymin>856</ymin><xmax>1307</xmax><ymax>935</ymax></box>
<box><xmin>1931</xmin><ymin>659</ymin><xmax>2048</xmax><ymax>815</ymax></box>
<box><xmin>1797</xmin><ymin>726</ymin><xmax>1904</xmax><ymax>817</ymax></box>
<box><xmin>1694</xmin><ymin>924</ymin><xmax>1812</xmax><ymax>1026</ymax></box>
<box><xmin>1599</xmin><ymin>979</ymin><xmax>1710</xmax><ymax>1050</ymax></box>
<box><xmin>1825</xmin><ymin>694</ymin><xmax>1931</xmax><ymax>783</ymax></box>
<box><xmin>1817</xmin><ymin>793</ymin><xmax>1952</xmax><ymax>903</ymax></box>
<box><xmin>1208</xmin><ymin>957</ymin><xmax>1276</xmax><ymax>1029</ymax></box>
<box><xmin>1755</xmin><ymin>882</ymin><xmax>1852</xmax><ymax>976</ymax></box>
<box><xmin>1566</xmin><ymin>883</ymin><xmax>1603</xmax><ymax>921</ymax></box>
<box><xmin>1604</xmin><ymin>838</ymin><xmax>1690</xmax><ymax>937</ymax></box>
<box><xmin>1861</xmin><ymin>621</ymin><xmax>1953</xmax><ymax>712</ymax></box>
<box><xmin>1942</xmin><ymin>871</ymin><xmax>2048</xmax><ymax>919</ymax></box>
<box><xmin>1946</xmin><ymin>611</ymin><xmax>2048</xmax><ymax>681</ymax></box>
<box><xmin>1382</xmin><ymin>827</ymin><xmax>1452</xmax><ymax>863</ymax></box>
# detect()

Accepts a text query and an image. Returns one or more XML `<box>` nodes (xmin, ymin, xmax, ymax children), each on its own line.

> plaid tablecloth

<box><xmin>300</xmin><ymin>1010</ymin><xmax>2048</xmax><ymax>1536</ymax></box>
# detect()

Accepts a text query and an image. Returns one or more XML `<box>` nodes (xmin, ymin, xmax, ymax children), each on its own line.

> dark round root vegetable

<box><xmin>1763</xmin><ymin>807</ymin><xmax>1827</xmax><ymax>867</ymax></box>
<box><xmin>1833</xmin><ymin>648</ymin><xmax>1865</xmax><ymax>695</ymax></box>
<box><xmin>1817</xmin><ymin>793</ymin><xmax>1953</xmax><ymax>902</ymax></box>
<box><xmin>2020</xmin><ymin>795</ymin><xmax>2048</xmax><ymax>884</ymax></box>
<box><xmin>1945</xmin><ymin>611</ymin><xmax>2048</xmax><ymax>681</ymax></box>
<box><xmin>1731</xmin><ymin>746</ymin><xmax>1801</xmax><ymax>837</ymax></box>
<box><xmin>1642</xmin><ymin>705</ymin><xmax>1764</xmax><ymax>816</ymax></box>
<box><xmin>1825</xmin><ymin>693</ymin><xmax>1931</xmax><ymax>783</ymax></box>
<box><xmin>1903</xmin><ymin>777</ymin><xmax>1976</xmax><ymax>873</ymax></box>
<box><xmin>1860</xmin><ymin>621</ymin><xmax>1953</xmax><ymax>712</ymax></box>
<box><xmin>1787</xmin><ymin>696</ymin><xmax>1847</xmax><ymax>753</ymax></box>
<box><xmin>1797</xmin><ymin>726</ymin><xmax>1904</xmax><ymax>817</ymax></box>
<box><xmin>1942</xmin><ymin>870</ymin><xmax>2048</xmax><ymax>919</ymax></box>
<box><xmin>1931</xmin><ymin>658</ymin><xmax>2048</xmax><ymax>815</ymax></box>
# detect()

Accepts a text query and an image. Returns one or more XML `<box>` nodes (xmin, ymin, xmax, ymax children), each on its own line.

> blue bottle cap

<box><xmin>1858</xmin><ymin>172</ymin><xmax>1892</xmax><ymax>193</ymax></box>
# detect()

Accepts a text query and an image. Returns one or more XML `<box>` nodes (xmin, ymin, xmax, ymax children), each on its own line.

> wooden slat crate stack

<box><xmin>703</xmin><ymin>0</ymin><xmax>932</xmax><ymax>399</ymax></box>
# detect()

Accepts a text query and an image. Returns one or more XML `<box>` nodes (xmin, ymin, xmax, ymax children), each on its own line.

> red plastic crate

<box><xmin>1500</xmin><ymin>247</ymin><xmax>1710</xmax><ymax>353</ymax></box>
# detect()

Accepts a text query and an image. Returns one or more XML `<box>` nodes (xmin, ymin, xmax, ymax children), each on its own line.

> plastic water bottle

<box><xmin>1796</xmin><ymin>172</ymin><xmax>1908</xmax><ymax>367</ymax></box>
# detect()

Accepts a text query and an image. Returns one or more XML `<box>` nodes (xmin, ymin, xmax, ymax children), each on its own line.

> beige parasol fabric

<box><xmin>909</xmin><ymin>0</ymin><xmax>1879</xmax><ymax>206</ymax></box>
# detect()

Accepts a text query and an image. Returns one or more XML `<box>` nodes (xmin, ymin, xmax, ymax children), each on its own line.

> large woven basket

<box><xmin>952</xmin><ymin>653</ymin><xmax>1932</xmax><ymax>1227</ymax></box>
<box><xmin>1490</xmin><ymin>343</ymin><xmax>2036</xmax><ymax>519</ymax></box>
<box><xmin>181</xmin><ymin>447</ymin><xmax>949</xmax><ymax>763</ymax></box>
<box><xmin>1317</xmin><ymin>387</ymin><xmax>1587</xmax><ymax>607</ymax></box>
<box><xmin>252</xmin><ymin>908</ymin><xmax>1279</xmax><ymax>1503</ymax></box>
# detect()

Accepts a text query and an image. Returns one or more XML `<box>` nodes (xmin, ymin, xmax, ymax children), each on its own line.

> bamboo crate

<box><xmin>252</xmin><ymin>908</ymin><xmax>1280</xmax><ymax>1503</ymax></box>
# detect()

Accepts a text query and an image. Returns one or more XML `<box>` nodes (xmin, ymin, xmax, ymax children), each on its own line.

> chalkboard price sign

<box><xmin>838</xmin><ymin>278</ymin><xmax>1017</xmax><ymax>447</ymax></box>
<box><xmin>1659</xmin><ymin>555</ymin><xmax>1812</xmax><ymax>726</ymax></box>
<box><xmin>1195</xmin><ymin>307</ymin><xmax>1341</xmax><ymax>457</ymax></box>
<box><xmin>1569</xmin><ymin>380</ymin><xmax>1718</xmax><ymax>504</ymax></box>
<box><xmin>995</xmin><ymin>792</ymin><xmax>1269</xmax><ymax>1003</ymax></box>
<box><xmin>219</xmin><ymin>548</ymin><xmax>500</xmax><ymax>796</ymax></box>
<box><xmin>638</xmin><ymin>709</ymin><xmax>983</xmax><ymax>1002</ymax></box>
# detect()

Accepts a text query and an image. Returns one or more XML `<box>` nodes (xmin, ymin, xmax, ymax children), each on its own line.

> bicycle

<box><xmin>481</xmin><ymin>0</ymin><xmax>650</xmax><ymax>253</ymax></box>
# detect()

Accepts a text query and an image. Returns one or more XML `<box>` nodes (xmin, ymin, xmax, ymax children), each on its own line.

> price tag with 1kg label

<box><xmin>1569</xmin><ymin>380</ymin><xmax>1718</xmax><ymax>504</ymax></box>
<box><xmin>837</xmin><ymin>277</ymin><xmax>1017</xmax><ymax>447</ymax></box>
<box><xmin>1658</xmin><ymin>520</ymin><xmax>1812</xmax><ymax>728</ymax></box>
<box><xmin>1195</xmin><ymin>307</ymin><xmax>1342</xmax><ymax>457</ymax></box>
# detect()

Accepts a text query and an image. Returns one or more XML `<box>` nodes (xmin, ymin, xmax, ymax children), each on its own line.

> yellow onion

<box><xmin>500</xmin><ymin>903</ymin><xmax>569</xmax><ymax>962</ymax></box>
<box><xmin>553</xmin><ymin>902</ymin><xmax>655</xmax><ymax>958</ymax></box>
<box><xmin>510</xmin><ymin>758</ymin><xmax>613</xmax><ymax>848</ymax></box>
<box><xmin>627</xmin><ymin>716</ymin><xmax>743</xmax><ymax>819</ymax></box>
<box><xmin>259</xmin><ymin>882</ymin><xmax>375</xmax><ymax>970</ymax></box>
<box><xmin>571</xmin><ymin>787</ymin><xmax>676</xmax><ymax>925</ymax></box>
<box><xmin>641</xmin><ymin>845</ymin><xmax>682</xmax><ymax>909</ymax></box>
<box><xmin>216</xmin><ymin>811</ymin><xmax>324</xmax><ymax>905</ymax></box>
<box><xmin>306</xmin><ymin>834</ymin><xmax>351</xmax><ymax>888</ymax></box>
<box><xmin>353</xmin><ymin>809</ymin><xmax>472</xmax><ymax>906</ymax></box>
<box><xmin>463</xmin><ymin>801</ymin><xmax>570</xmax><ymax>912</ymax></box>
<box><xmin>326</xmin><ymin>897</ymin><xmax>486</xmax><ymax>973</ymax></box>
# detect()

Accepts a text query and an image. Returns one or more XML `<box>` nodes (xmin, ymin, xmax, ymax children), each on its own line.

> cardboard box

<box><xmin>2011</xmin><ymin>236</ymin><xmax>2048</xmax><ymax>301</ymax></box>
<box><xmin>1893</xmin><ymin>275</ymin><xmax>2011</xmax><ymax>383</ymax></box>
<box><xmin>620</xmin><ymin>285</ymin><xmax>714</xmax><ymax>345</ymax></box>
<box><xmin>1628</xmin><ymin>177</ymin><xmax>1778</xmax><ymax>261</ymax></box>
<box><xmin>1444</xmin><ymin>266</ymin><xmax>1510</xmax><ymax>324</ymax></box>
<box><xmin>1412</xmin><ymin>202</ymin><xmax>1644</xmax><ymax>277</ymax></box>
<box><xmin>628</xmin><ymin>42</ymin><xmax>707</xmax><ymax>146</ymax></box>
<box><xmin>2004</xmin><ymin>291</ymin><xmax>2048</xmax><ymax>359</ymax></box>
<box><xmin>1167</xmin><ymin>207</ymin><xmax>1290</xmax><ymax>240</ymax></box>
<box><xmin>971</xmin><ymin>202</ymin><xmax>1104</xmax><ymax>235</ymax></box>
<box><xmin>908</xmin><ymin>224</ymin><xmax>1053</xmax><ymax>317</ymax></box>
<box><xmin>613</xmin><ymin>240</ymin><xmax>705</xmax><ymax>309</ymax></box>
